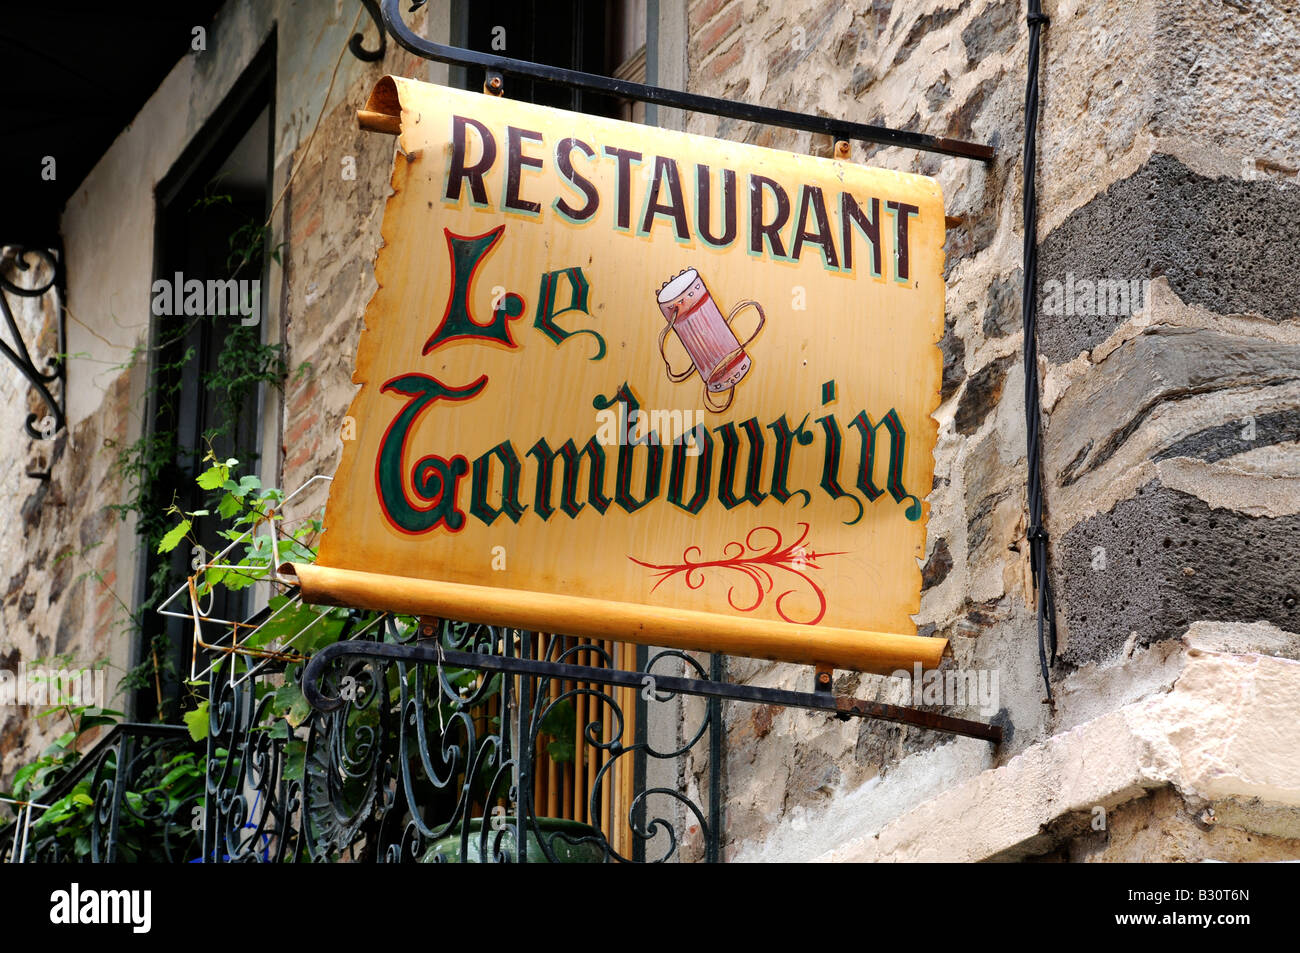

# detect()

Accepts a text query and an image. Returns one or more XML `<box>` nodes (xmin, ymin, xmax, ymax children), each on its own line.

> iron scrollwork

<box><xmin>3</xmin><ymin>614</ymin><xmax>719</xmax><ymax>863</ymax></box>
<box><xmin>369</xmin><ymin>625</ymin><xmax>717</xmax><ymax>864</ymax></box>
<box><xmin>348</xmin><ymin>0</ymin><xmax>387</xmax><ymax>62</ymax></box>
<box><xmin>197</xmin><ymin>613</ymin><xmax>720</xmax><ymax>863</ymax></box>
<box><xmin>1</xmin><ymin>724</ymin><xmax>202</xmax><ymax>863</ymax></box>
<box><xmin>0</xmin><ymin>246</ymin><xmax>66</xmax><ymax>451</ymax></box>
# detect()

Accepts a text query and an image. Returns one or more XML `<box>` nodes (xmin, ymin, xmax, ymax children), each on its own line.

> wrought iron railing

<box><xmin>4</xmin><ymin>614</ymin><xmax>720</xmax><ymax>863</ymax></box>
<box><xmin>199</xmin><ymin>612</ymin><xmax>719</xmax><ymax>863</ymax></box>
<box><xmin>5</xmin><ymin>468</ymin><xmax>995</xmax><ymax>867</ymax></box>
<box><xmin>1</xmin><ymin>723</ymin><xmax>201</xmax><ymax>863</ymax></box>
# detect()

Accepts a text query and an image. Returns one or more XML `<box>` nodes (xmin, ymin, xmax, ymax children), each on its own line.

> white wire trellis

<box><xmin>154</xmin><ymin>474</ymin><xmax>375</xmax><ymax>690</ymax></box>
<box><xmin>2</xmin><ymin>796</ymin><xmax>53</xmax><ymax>863</ymax></box>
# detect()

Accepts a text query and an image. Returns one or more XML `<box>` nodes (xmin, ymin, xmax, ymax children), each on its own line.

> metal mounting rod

<box><xmin>382</xmin><ymin>0</ymin><xmax>994</xmax><ymax>162</ymax></box>
<box><xmin>303</xmin><ymin>638</ymin><xmax>1003</xmax><ymax>743</ymax></box>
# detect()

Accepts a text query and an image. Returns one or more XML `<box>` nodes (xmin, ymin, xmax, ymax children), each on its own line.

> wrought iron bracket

<box><xmin>1</xmin><ymin>246</ymin><xmax>67</xmax><ymax>473</ymax></box>
<box><xmin>303</xmin><ymin>638</ymin><xmax>1004</xmax><ymax>743</ymax></box>
<box><xmin>379</xmin><ymin>0</ymin><xmax>993</xmax><ymax>162</ymax></box>
<box><xmin>349</xmin><ymin>0</ymin><xmax>387</xmax><ymax>62</ymax></box>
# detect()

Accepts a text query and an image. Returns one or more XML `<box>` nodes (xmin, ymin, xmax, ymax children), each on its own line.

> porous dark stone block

<box><xmin>944</xmin><ymin>198</ymin><xmax>1000</xmax><ymax>276</ymax></box>
<box><xmin>1057</xmin><ymin>482</ymin><xmax>1300</xmax><ymax>664</ymax></box>
<box><xmin>4</xmin><ymin>566</ymin><xmax>27</xmax><ymax>602</ymax></box>
<box><xmin>893</xmin><ymin>1</ymin><xmax>971</xmax><ymax>65</ymax></box>
<box><xmin>940</xmin><ymin>316</ymin><xmax>965</xmax><ymax>400</ymax></box>
<box><xmin>922</xmin><ymin>538</ymin><xmax>953</xmax><ymax>589</ymax></box>
<box><xmin>20</xmin><ymin>481</ymin><xmax>47</xmax><ymax>534</ymax></box>
<box><xmin>947</xmin><ymin>72</ymin><xmax>1002</xmax><ymax>142</ymax></box>
<box><xmin>926</xmin><ymin>73</ymin><xmax>952</xmax><ymax>111</ymax></box>
<box><xmin>54</xmin><ymin>577</ymin><xmax>84</xmax><ymax>656</ymax></box>
<box><xmin>1037</xmin><ymin>154</ymin><xmax>1300</xmax><ymax>364</ymax></box>
<box><xmin>982</xmin><ymin>268</ymin><xmax>1022</xmax><ymax>339</ymax></box>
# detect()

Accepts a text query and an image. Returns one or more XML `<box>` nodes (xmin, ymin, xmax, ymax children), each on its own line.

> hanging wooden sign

<box><xmin>291</xmin><ymin>76</ymin><xmax>948</xmax><ymax>675</ymax></box>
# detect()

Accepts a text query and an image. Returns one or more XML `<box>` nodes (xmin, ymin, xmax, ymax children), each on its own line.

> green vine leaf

<box><xmin>156</xmin><ymin>519</ymin><xmax>192</xmax><ymax>554</ymax></box>
<box><xmin>274</xmin><ymin>680</ymin><xmax>312</xmax><ymax>728</ymax></box>
<box><xmin>196</xmin><ymin>463</ymin><xmax>230</xmax><ymax>490</ymax></box>
<box><xmin>183</xmin><ymin>700</ymin><xmax>210</xmax><ymax>742</ymax></box>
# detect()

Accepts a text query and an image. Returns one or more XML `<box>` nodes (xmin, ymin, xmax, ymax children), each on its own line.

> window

<box><xmin>134</xmin><ymin>42</ymin><xmax>275</xmax><ymax>722</ymax></box>
<box><xmin>451</xmin><ymin>0</ymin><xmax>636</xmax><ymax>119</ymax></box>
<box><xmin>609</xmin><ymin>0</ymin><xmax>648</xmax><ymax>123</ymax></box>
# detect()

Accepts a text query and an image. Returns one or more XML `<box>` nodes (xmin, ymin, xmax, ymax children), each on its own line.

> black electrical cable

<box><xmin>1022</xmin><ymin>3</ymin><xmax>1057</xmax><ymax>700</ymax></box>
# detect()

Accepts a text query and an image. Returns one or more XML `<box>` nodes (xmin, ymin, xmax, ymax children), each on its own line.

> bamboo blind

<box><xmin>529</xmin><ymin>634</ymin><xmax>638</xmax><ymax>858</ymax></box>
<box><xmin>465</xmin><ymin>634</ymin><xmax>639</xmax><ymax>858</ymax></box>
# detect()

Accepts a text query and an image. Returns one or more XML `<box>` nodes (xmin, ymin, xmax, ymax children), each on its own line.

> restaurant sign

<box><xmin>291</xmin><ymin>76</ymin><xmax>949</xmax><ymax>675</ymax></box>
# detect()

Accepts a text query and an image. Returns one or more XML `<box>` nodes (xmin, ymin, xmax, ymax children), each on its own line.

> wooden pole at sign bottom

<box><xmin>283</xmin><ymin>563</ymin><xmax>947</xmax><ymax>676</ymax></box>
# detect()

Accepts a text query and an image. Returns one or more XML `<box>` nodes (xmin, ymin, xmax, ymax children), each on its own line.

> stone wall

<box><xmin>1037</xmin><ymin>0</ymin><xmax>1300</xmax><ymax>670</ymax></box>
<box><xmin>684</xmin><ymin>0</ymin><xmax>1300</xmax><ymax>861</ymax></box>
<box><xmin>815</xmin><ymin>621</ymin><xmax>1300</xmax><ymax>862</ymax></box>
<box><xmin>0</xmin><ymin>257</ymin><xmax>129</xmax><ymax>773</ymax></box>
<box><xmin>1035</xmin><ymin>787</ymin><xmax>1300</xmax><ymax>864</ymax></box>
<box><xmin>680</xmin><ymin>0</ymin><xmax>1043</xmax><ymax>859</ymax></box>
<box><xmin>276</xmin><ymin>68</ymin><xmax>420</xmax><ymax>522</ymax></box>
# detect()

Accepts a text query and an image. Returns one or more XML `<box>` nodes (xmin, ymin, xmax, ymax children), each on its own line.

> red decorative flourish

<box><xmin>628</xmin><ymin>524</ymin><xmax>845</xmax><ymax>625</ymax></box>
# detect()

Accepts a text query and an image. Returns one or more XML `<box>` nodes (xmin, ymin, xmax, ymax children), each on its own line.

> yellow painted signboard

<box><xmin>295</xmin><ymin>76</ymin><xmax>948</xmax><ymax>675</ymax></box>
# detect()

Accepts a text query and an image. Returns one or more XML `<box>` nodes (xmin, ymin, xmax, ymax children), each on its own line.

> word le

<box><xmin>150</xmin><ymin>271</ymin><xmax>260</xmax><ymax>325</ymax></box>
<box><xmin>891</xmin><ymin>662</ymin><xmax>999</xmax><ymax>717</ymax></box>
<box><xmin>49</xmin><ymin>884</ymin><xmax>151</xmax><ymax>933</ymax></box>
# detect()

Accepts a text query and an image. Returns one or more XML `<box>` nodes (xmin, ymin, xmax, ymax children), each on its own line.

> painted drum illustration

<box><xmin>655</xmin><ymin>268</ymin><xmax>765</xmax><ymax>412</ymax></box>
